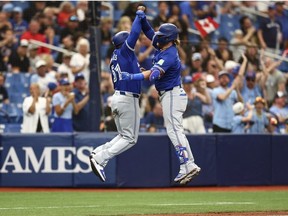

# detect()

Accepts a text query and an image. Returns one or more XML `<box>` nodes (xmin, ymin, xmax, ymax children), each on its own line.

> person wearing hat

<box><xmin>190</xmin><ymin>52</ymin><xmax>203</xmax><ymax>73</ymax></box>
<box><xmin>57</xmin><ymin>52</ymin><xmax>74</xmax><ymax>83</ymax></box>
<box><xmin>10</xmin><ymin>6</ymin><xmax>28</xmax><ymax>40</ymax></box>
<box><xmin>182</xmin><ymin>74</ymin><xmax>211</xmax><ymax>134</ymax></box>
<box><xmin>269</xmin><ymin>91</ymin><xmax>288</xmax><ymax>133</ymax></box>
<box><xmin>51</xmin><ymin>78</ymin><xmax>79</xmax><ymax>132</ymax></box>
<box><xmin>72</xmin><ymin>73</ymin><xmax>89</xmax><ymax>132</ymax></box>
<box><xmin>21</xmin><ymin>83</ymin><xmax>51</xmax><ymax>133</ymax></box>
<box><xmin>212</xmin><ymin>54</ymin><xmax>248</xmax><ymax>133</ymax></box>
<box><xmin>241</xmin><ymin>71</ymin><xmax>262</xmax><ymax>104</ymax></box>
<box><xmin>59</xmin><ymin>15</ymin><xmax>80</xmax><ymax>42</ymax></box>
<box><xmin>257</xmin><ymin>3</ymin><xmax>282</xmax><ymax>51</ymax></box>
<box><xmin>248</xmin><ymin>97</ymin><xmax>269</xmax><ymax>134</ymax></box>
<box><xmin>30</xmin><ymin>59</ymin><xmax>57</xmax><ymax>95</ymax></box>
<box><xmin>232</xmin><ymin>102</ymin><xmax>253</xmax><ymax>133</ymax></box>
<box><xmin>8</xmin><ymin>39</ymin><xmax>31</xmax><ymax>73</ymax></box>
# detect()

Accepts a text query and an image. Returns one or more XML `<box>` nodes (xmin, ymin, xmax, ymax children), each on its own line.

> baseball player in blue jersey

<box><xmin>89</xmin><ymin>13</ymin><xmax>143</xmax><ymax>182</ymax></box>
<box><xmin>122</xmin><ymin>8</ymin><xmax>201</xmax><ymax>185</ymax></box>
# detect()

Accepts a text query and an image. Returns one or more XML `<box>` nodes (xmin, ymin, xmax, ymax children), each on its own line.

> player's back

<box><xmin>110</xmin><ymin>44</ymin><xmax>141</xmax><ymax>94</ymax></box>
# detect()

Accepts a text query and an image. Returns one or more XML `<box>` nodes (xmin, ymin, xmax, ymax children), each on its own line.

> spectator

<box><xmin>21</xmin><ymin>19</ymin><xmax>50</xmax><ymax>54</ymax></box>
<box><xmin>239</xmin><ymin>44</ymin><xmax>260</xmax><ymax>72</ymax></box>
<box><xmin>241</xmin><ymin>71</ymin><xmax>263</xmax><ymax>104</ymax></box>
<box><xmin>23</xmin><ymin>2</ymin><xmax>46</xmax><ymax>23</ymax></box>
<box><xmin>51</xmin><ymin>78</ymin><xmax>78</xmax><ymax>132</ymax></box>
<box><xmin>21</xmin><ymin>83</ymin><xmax>51</xmax><ymax>133</ymax></box>
<box><xmin>190</xmin><ymin>52</ymin><xmax>203</xmax><ymax>74</ymax></box>
<box><xmin>182</xmin><ymin>74</ymin><xmax>211</xmax><ymax>134</ymax></box>
<box><xmin>152</xmin><ymin>1</ymin><xmax>169</xmax><ymax>28</ymax></box>
<box><xmin>230</xmin><ymin>29</ymin><xmax>247</xmax><ymax>62</ymax></box>
<box><xmin>116</xmin><ymin>16</ymin><xmax>132</xmax><ymax>32</ymax></box>
<box><xmin>0</xmin><ymin>29</ymin><xmax>17</xmax><ymax>72</ymax></box>
<box><xmin>0</xmin><ymin>73</ymin><xmax>9</xmax><ymax>104</ymax></box>
<box><xmin>72</xmin><ymin>73</ymin><xmax>89</xmax><ymax>132</ymax></box>
<box><xmin>260</xmin><ymin>56</ymin><xmax>286</xmax><ymax>106</ymax></box>
<box><xmin>75</xmin><ymin>0</ymin><xmax>89</xmax><ymax>33</ymax></box>
<box><xmin>212</xmin><ymin>71</ymin><xmax>243</xmax><ymax>132</ymax></box>
<box><xmin>215</xmin><ymin>37</ymin><xmax>234</xmax><ymax>64</ymax></box>
<box><xmin>257</xmin><ymin>4</ymin><xmax>282</xmax><ymax>52</ymax></box>
<box><xmin>275</xmin><ymin>1</ymin><xmax>288</xmax><ymax>49</ymax></box>
<box><xmin>0</xmin><ymin>12</ymin><xmax>12</xmax><ymax>41</ymax></box>
<box><xmin>269</xmin><ymin>91</ymin><xmax>288</xmax><ymax>133</ymax></box>
<box><xmin>239</xmin><ymin>16</ymin><xmax>257</xmax><ymax>45</ymax></box>
<box><xmin>205</xmin><ymin>58</ymin><xmax>221</xmax><ymax>87</ymax></box>
<box><xmin>167</xmin><ymin>4</ymin><xmax>188</xmax><ymax>41</ymax></box>
<box><xmin>1</xmin><ymin>3</ymin><xmax>13</xmax><ymax>21</ymax></box>
<box><xmin>30</xmin><ymin>59</ymin><xmax>57</xmax><ymax>95</ymax></box>
<box><xmin>10</xmin><ymin>7</ymin><xmax>28</xmax><ymax>40</ymax></box>
<box><xmin>57</xmin><ymin>2</ymin><xmax>75</xmax><ymax>28</ymax></box>
<box><xmin>100</xmin><ymin>96</ymin><xmax>117</xmax><ymax>132</ymax></box>
<box><xmin>57</xmin><ymin>53</ymin><xmax>74</xmax><ymax>83</ymax></box>
<box><xmin>145</xmin><ymin>102</ymin><xmax>165</xmax><ymax>132</ymax></box>
<box><xmin>8</xmin><ymin>39</ymin><xmax>31</xmax><ymax>73</ymax></box>
<box><xmin>231</xmin><ymin>102</ymin><xmax>253</xmax><ymax>133</ymax></box>
<box><xmin>70</xmin><ymin>38</ymin><xmax>90</xmax><ymax>83</ymax></box>
<box><xmin>55</xmin><ymin>35</ymin><xmax>75</xmax><ymax>64</ymax></box>
<box><xmin>28</xmin><ymin>43</ymin><xmax>40</xmax><ymax>73</ymax></box>
<box><xmin>60</xmin><ymin>15</ymin><xmax>81</xmax><ymax>43</ymax></box>
<box><xmin>100</xmin><ymin>17</ymin><xmax>113</xmax><ymax>45</ymax></box>
<box><xmin>249</xmin><ymin>96</ymin><xmax>269</xmax><ymax>133</ymax></box>
<box><xmin>268</xmin><ymin>116</ymin><xmax>279</xmax><ymax>134</ymax></box>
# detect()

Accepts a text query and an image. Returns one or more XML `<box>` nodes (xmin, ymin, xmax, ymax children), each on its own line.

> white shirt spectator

<box><xmin>70</xmin><ymin>52</ymin><xmax>90</xmax><ymax>83</ymax></box>
<box><xmin>30</xmin><ymin>73</ymin><xmax>57</xmax><ymax>95</ymax></box>
<box><xmin>58</xmin><ymin>63</ymin><xmax>74</xmax><ymax>83</ymax></box>
<box><xmin>21</xmin><ymin>96</ymin><xmax>50</xmax><ymax>133</ymax></box>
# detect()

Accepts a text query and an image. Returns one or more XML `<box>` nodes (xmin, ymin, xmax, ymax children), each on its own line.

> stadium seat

<box><xmin>3</xmin><ymin>123</ymin><xmax>22</xmax><ymax>133</ymax></box>
<box><xmin>9</xmin><ymin>93</ymin><xmax>26</xmax><ymax>104</ymax></box>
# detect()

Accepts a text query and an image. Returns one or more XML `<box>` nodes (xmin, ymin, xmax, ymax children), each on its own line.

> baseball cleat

<box><xmin>174</xmin><ymin>165</ymin><xmax>201</xmax><ymax>185</ymax></box>
<box><xmin>90</xmin><ymin>153</ymin><xmax>106</xmax><ymax>182</ymax></box>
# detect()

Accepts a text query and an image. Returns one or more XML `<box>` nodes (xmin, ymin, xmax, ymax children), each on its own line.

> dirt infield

<box><xmin>1</xmin><ymin>185</ymin><xmax>288</xmax><ymax>192</ymax></box>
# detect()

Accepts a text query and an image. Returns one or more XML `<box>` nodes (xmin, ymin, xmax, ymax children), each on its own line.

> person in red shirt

<box><xmin>57</xmin><ymin>2</ymin><xmax>75</xmax><ymax>28</ymax></box>
<box><xmin>21</xmin><ymin>19</ymin><xmax>50</xmax><ymax>54</ymax></box>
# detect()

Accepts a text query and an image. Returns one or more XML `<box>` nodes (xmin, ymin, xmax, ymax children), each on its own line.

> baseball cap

<box><xmin>192</xmin><ymin>72</ymin><xmax>202</xmax><ymax>82</ymax></box>
<box><xmin>59</xmin><ymin>78</ymin><xmax>70</xmax><ymax>86</ymax></box>
<box><xmin>218</xmin><ymin>70</ymin><xmax>230</xmax><ymax>78</ymax></box>
<box><xmin>224</xmin><ymin>60</ymin><xmax>239</xmax><ymax>71</ymax></box>
<box><xmin>48</xmin><ymin>82</ymin><xmax>57</xmax><ymax>91</ymax></box>
<box><xmin>275</xmin><ymin>91</ymin><xmax>287</xmax><ymax>99</ymax></box>
<box><xmin>74</xmin><ymin>73</ymin><xmax>85</xmax><ymax>82</ymax></box>
<box><xmin>192</xmin><ymin>52</ymin><xmax>202</xmax><ymax>61</ymax></box>
<box><xmin>2</xmin><ymin>3</ymin><xmax>13</xmax><ymax>13</ymax></box>
<box><xmin>69</xmin><ymin>15</ymin><xmax>79</xmax><ymax>22</ymax></box>
<box><xmin>182</xmin><ymin>75</ymin><xmax>192</xmax><ymax>84</ymax></box>
<box><xmin>231</xmin><ymin>65</ymin><xmax>240</xmax><ymax>75</ymax></box>
<box><xmin>268</xmin><ymin>4</ymin><xmax>276</xmax><ymax>10</ymax></box>
<box><xmin>206</xmin><ymin>74</ymin><xmax>215</xmax><ymax>83</ymax></box>
<box><xmin>35</xmin><ymin>60</ymin><xmax>46</xmax><ymax>68</ymax></box>
<box><xmin>233</xmin><ymin>102</ymin><xmax>244</xmax><ymax>114</ymax></box>
<box><xmin>246</xmin><ymin>71</ymin><xmax>256</xmax><ymax>79</ymax></box>
<box><xmin>20</xmin><ymin>39</ymin><xmax>29</xmax><ymax>47</ymax></box>
<box><xmin>13</xmin><ymin>6</ymin><xmax>23</xmax><ymax>13</ymax></box>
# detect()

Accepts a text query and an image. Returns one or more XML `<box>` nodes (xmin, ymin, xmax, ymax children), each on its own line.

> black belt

<box><xmin>158</xmin><ymin>85</ymin><xmax>181</xmax><ymax>96</ymax></box>
<box><xmin>119</xmin><ymin>91</ymin><xmax>140</xmax><ymax>98</ymax></box>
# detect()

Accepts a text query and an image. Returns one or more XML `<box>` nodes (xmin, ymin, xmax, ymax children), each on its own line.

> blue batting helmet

<box><xmin>112</xmin><ymin>31</ymin><xmax>129</xmax><ymax>48</ymax></box>
<box><xmin>155</xmin><ymin>23</ymin><xmax>179</xmax><ymax>45</ymax></box>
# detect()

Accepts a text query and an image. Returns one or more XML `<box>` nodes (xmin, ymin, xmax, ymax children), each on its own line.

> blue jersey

<box><xmin>152</xmin><ymin>45</ymin><xmax>181</xmax><ymax>91</ymax></box>
<box><xmin>109</xmin><ymin>17</ymin><xmax>142</xmax><ymax>94</ymax></box>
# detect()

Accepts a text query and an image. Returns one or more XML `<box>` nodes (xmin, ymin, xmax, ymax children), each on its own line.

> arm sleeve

<box><xmin>126</xmin><ymin>16</ymin><xmax>142</xmax><ymax>49</ymax></box>
<box><xmin>52</xmin><ymin>94</ymin><xmax>61</xmax><ymax>106</ymax></box>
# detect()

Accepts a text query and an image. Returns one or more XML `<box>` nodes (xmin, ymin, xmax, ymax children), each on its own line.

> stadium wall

<box><xmin>0</xmin><ymin>133</ymin><xmax>287</xmax><ymax>187</ymax></box>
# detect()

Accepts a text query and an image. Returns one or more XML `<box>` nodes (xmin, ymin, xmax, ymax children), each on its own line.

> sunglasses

<box><xmin>246</xmin><ymin>78</ymin><xmax>255</xmax><ymax>82</ymax></box>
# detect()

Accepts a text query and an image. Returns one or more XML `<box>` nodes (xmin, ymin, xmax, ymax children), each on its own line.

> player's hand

<box><xmin>121</xmin><ymin>72</ymin><xmax>132</xmax><ymax>81</ymax></box>
<box><xmin>136</xmin><ymin>10</ymin><xmax>146</xmax><ymax>20</ymax></box>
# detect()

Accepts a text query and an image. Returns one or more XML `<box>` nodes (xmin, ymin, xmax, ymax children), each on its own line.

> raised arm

<box><xmin>126</xmin><ymin>15</ymin><xmax>142</xmax><ymax>49</ymax></box>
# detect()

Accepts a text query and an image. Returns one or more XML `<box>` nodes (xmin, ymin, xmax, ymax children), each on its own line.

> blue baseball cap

<box><xmin>2</xmin><ymin>3</ymin><xmax>13</xmax><ymax>13</ymax></box>
<box><xmin>59</xmin><ymin>79</ymin><xmax>70</xmax><ymax>86</ymax></box>
<box><xmin>48</xmin><ymin>82</ymin><xmax>57</xmax><ymax>91</ymax></box>
<box><xmin>182</xmin><ymin>75</ymin><xmax>193</xmax><ymax>84</ymax></box>
<box><xmin>246</xmin><ymin>71</ymin><xmax>256</xmax><ymax>79</ymax></box>
<box><xmin>231</xmin><ymin>66</ymin><xmax>240</xmax><ymax>75</ymax></box>
<box><xmin>74</xmin><ymin>73</ymin><xmax>85</xmax><ymax>82</ymax></box>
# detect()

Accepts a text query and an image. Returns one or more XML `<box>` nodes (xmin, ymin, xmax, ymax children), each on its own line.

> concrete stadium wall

<box><xmin>0</xmin><ymin>133</ymin><xmax>287</xmax><ymax>187</ymax></box>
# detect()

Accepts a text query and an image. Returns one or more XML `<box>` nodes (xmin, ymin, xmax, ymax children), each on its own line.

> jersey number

<box><xmin>111</xmin><ymin>64</ymin><xmax>122</xmax><ymax>83</ymax></box>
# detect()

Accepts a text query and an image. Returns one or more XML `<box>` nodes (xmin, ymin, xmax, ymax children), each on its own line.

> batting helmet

<box><xmin>155</xmin><ymin>23</ymin><xmax>179</xmax><ymax>45</ymax></box>
<box><xmin>112</xmin><ymin>31</ymin><xmax>129</xmax><ymax>48</ymax></box>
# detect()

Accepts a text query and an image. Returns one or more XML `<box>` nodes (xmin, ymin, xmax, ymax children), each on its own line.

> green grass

<box><xmin>0</xmin><ymin>189</ymin><xmax>288</xmax><ymax>216</ymax></box>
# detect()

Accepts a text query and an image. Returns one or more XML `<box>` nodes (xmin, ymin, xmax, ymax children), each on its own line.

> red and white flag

<box><xmin>194</xmin><ymin>17</ymin><xmax>219</xmax><ymax>38</ymax></box>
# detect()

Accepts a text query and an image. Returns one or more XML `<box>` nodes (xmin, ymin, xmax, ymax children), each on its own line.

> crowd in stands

<box><xmin>0</xmin><ymin>1</ymin><xmax>287</xmax><ymax>134</ymax></box>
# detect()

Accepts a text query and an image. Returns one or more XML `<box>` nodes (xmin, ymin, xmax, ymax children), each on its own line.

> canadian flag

<box><xmin>194</xmin><ymin>17</ymin><xmax>219</xmax><ymax>37</ymax></box>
